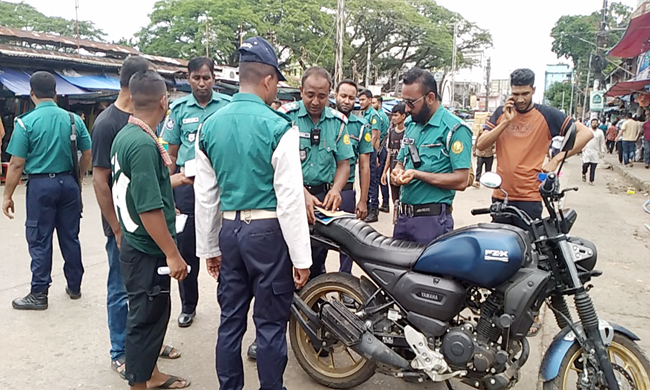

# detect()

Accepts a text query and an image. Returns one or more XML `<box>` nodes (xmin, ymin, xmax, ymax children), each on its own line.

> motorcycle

<box><xmin>289</xmin><ymin>126</ymin><xmax>650</xmax><ymax>389</ymax></box>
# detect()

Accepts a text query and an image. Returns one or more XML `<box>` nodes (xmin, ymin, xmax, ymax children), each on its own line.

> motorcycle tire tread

<box><xmin>289</xmin><ymin>272</ymin><xmax>377</xmax><ymax>389</ymax></box>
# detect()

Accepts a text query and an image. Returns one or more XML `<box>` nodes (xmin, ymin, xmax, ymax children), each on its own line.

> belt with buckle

<box><xmin>222</xmin><ymin>210</ymin><xmax>278</xmax><ymax>223</ymax></box>
<box><xmin>399</xmin><ymin>202</ymin><xmax>452</xmax><ymax>217</ymax></box>
<box><xmin>28</xmin><ymin>172</ymin><xmax>72</xmax><ymax>179</ymax></box>
<box><xmin>341</xmin><ymin>182</ymin><xmax>354</xmax><ymax>191</ymax></box>
<box><xmin>305</xmin><ymin>183</ymin><xmax>332</xmax><ymax>196</ymax></box>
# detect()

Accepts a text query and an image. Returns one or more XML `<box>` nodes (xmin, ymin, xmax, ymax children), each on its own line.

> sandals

<box><xmin>151</xmin><ymin>376</ymin><xmax>191</xmax><ymax>389</ymax></box>
<box><xmin>111</xmin><ymin>357</ymin><xmax>127</xmax><ymax>380</ymax></box>
<box><xmin>160</xmin><ymin>345</ymin><xmax>181</xmax><ymax>359</ymax></box>
<box><xmin>528</xmin><ymin>320</ymin><xmax>542</xmax><ymax>337</ymax></box>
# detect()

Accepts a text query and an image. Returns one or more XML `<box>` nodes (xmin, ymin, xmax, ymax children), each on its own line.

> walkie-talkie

<box><xmin>408</xmin><ymin>143</ymin><xmax>421</xmax><ymax>168</ymax></box>
<box><xmin>311</xmin><ymin>128</ymin><xmax>321</xmax><ymax>146</ymax></box>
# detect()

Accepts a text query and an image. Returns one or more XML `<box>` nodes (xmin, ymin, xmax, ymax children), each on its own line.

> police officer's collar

<box><xmin>424</xmin><ymin>106</ymin><xmax>446</xmax><ymax>128</ymax></box>
<box><xmin>34</xmin><ymin>100</ymin><xmax>57</xmax><ymax>109</ymax></box>
<box><xmin>232</xmin><ymin>93</ymin><xmax>266</xmax><ymax>105</ymax></box>
<box><xmin>187</xmin><ymin>90</ymin><xmax>223</xmax><ymax>108</ymax></box>
<box><xmin>297</xmin><ymin>100</ymin><xmax>332</xmax><ymax>121</ymax></box>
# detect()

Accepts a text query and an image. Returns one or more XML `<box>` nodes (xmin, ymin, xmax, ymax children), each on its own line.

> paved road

<box><xmin>1</xmin><ymin>158</ymin><xmax>649</xmax><ymax>389</ymax></box>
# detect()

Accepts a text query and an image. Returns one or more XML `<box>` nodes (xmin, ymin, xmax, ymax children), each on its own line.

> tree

<box><xmin>0</xmin><ymin>1</ymin><xmax>105</xmax><ymax>42</ymax></box>
<box><xmin>545</xmin><ymin>82</ymin><xmax>573</xmax><ymax>112</ymax></box>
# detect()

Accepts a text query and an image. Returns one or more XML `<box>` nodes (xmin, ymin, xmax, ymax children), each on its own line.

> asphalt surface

<box><xmin>1</xmin><ymin>157</ymin><xmax>649</xmax><ymax>390</ymax></box>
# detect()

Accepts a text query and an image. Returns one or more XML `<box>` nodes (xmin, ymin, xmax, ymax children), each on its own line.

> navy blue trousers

<box><xmin>310</xmin><ymin>191</ymin><xmax>328</xmax><ymax>279</ymax></box>
<box><xmin>25</xmin><ymin>174</ymin><xmax>83</xmax><ymax>294</ymax></box>
<box><xmin>173</xmin><ymin>182</ymin><xmax>200</xmax><ymax>314</ymax></box>
<box><xmin>378</xmin><ymin>147</ymin><xmax>389</xmax><ymax>205</ymax></box>
<box><xmin>338</xmin><ymin>189</ymin><xmax>356</xmax><ymax>273</ymax></box>
<box><xmin>216</xmin><ymin>215</ymin><xmax>294</xmax><ymax>390</ymax></box>
<box><xmin>368</xmin><ymin>148</ymin><xmax>389</xmax><ymax>209</ymax></box>
<box><xmin>393</xmin><ymin>206</ymin><xmax>454</xmax><ymax>246</ymax></box>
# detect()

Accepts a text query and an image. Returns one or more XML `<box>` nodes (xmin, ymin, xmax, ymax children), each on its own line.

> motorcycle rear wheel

<box><xmin>543</xmin><ymin>332</ymin><xmax>650</xmax><ymax>390</ymax></box>
<box><xmin>289</xmin><ymin>273</ymin><xmax>377</xmax><ymax>389</ymax></box>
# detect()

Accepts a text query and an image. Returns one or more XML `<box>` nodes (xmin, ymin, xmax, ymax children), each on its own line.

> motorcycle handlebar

<box><xmin>540</xmin><ymin>172</ymin><xmax>558</xmax><ymax>195</ymax></box>
<box><xmin>471</xmin><ymin>208</ymin><xmax>491</xmax><ymax>215</ymax></box>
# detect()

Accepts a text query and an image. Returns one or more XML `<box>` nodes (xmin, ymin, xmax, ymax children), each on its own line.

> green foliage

<box><xmin>135</xmin><ymin>0</ymin><xmax>492</xmax><ymax>86</ymax></box>
<box><xmin>0</xmin><ymin>1</ymin><xmax>105</xmax><ymax>41</ymax></box>
<box><xmin>545</xmin><ymin>82</ymin><xmax>573</xmax><ymax>111</ymax></box>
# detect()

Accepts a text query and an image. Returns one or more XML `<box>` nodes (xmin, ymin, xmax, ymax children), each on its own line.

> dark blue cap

<box><xmin>239</xmin><ymin>37</ymin><xmax>286</xmax><ymax>81</ymax></box>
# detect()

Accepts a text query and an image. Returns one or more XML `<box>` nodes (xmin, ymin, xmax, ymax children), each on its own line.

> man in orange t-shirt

<box><xmin>476</xmin><ymin>68</ymin><xmax>592</xmax><ymax>228</ymax></box>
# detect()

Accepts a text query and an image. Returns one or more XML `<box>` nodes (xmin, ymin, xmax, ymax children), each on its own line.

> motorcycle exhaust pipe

<box><xmin>320</xmin><ymin>299</ymin><xmax>410</xmax><ymax>370</ymax></box>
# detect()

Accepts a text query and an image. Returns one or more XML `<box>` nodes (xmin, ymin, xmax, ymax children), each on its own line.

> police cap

<box><xmin>239</xmin><ymin>37</ymin><xmax>286</xmax><ymax>82</ymax></box>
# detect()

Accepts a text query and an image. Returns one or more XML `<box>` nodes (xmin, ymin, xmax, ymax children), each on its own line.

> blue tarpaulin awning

<box><xmin>57</xmin><ymin>70</ymin><xmax>120</xmax><ymax>90</ymax></box>
<box><xmin>0</xmin><ymin>68</ymin><xmax>90</xmax><ymax>96</ymax></box>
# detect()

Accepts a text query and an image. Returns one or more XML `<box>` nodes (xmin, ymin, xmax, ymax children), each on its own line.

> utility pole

<box><xmin>450</xmin><ymin>22</ymin><xmax>459</xmax><ymax>106</ymax></box>
<box><xmin>561</xmin><ymin>90</ymin><xmax>565</xmax><ymax>112</ymax></box>
<box><xmin>594</xmin><ymin>0</ymin><xmax>608</xmax><ymax>91</ymax></box>
<box><xmin>569</xmin><ymin>60</ymin><xmax>577</xmax><ymax>117</ymax></box>
<box><xmin>334</xmin><ymin>0</ymin><xmax>345</xmax><ymax>85</ymax></box>
<box><xmin>205</xmin><ymin>17</ymin><xmax>209</xmax><ymax>57</ymax></box>
<box><xmin>75</xmin><ymin>0</ymin><xmax>81</xmax><ymax>57</ymax></box>
<box><xmin>485</xmin><ymin>57</ymin><xmax>491</xmax><ymax>112</ymax></box>
<box><xmin>365</xmin><ymin>43</ymin><xmax>371</xmax><ymax>88</ymax></box>
<box><xmin>582</xmin><ymin>54</ymin><xmax>593</xmax><ymax>122</ymax></box>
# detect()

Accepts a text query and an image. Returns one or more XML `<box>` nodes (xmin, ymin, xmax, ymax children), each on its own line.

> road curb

<box><xmin>603</xmin><ymin>158</ymin><xmax>650</xmax><ymax>194</ymax></box>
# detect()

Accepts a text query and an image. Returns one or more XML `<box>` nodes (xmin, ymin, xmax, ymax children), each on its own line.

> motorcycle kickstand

<box><xmin>445</xmin><ymin>380</ymin><xmax>456</xmax><ymax>390</ymax></box>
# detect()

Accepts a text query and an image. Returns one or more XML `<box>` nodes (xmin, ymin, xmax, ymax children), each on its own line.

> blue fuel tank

<box><xmin>412</xmin><ymin>223</ymin><xmax>532</xmax><ymax>288</ymax></box>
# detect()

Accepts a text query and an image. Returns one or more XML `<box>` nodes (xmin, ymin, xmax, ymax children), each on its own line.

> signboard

<box><xmin>637</xmin><ymin>50</ymin><xmax>650</xmax><ymax>80</ymax></box>
<box><xmin>590</xmin><ymin>90</ymin><xmax>605</xmax><ymax>112</ymax></box>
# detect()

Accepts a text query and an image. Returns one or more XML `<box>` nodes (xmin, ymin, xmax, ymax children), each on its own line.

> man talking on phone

<box><xmin>476</xmin><ymin>68</ymin><xmax>592</xmax><ymax>229</ymax></box>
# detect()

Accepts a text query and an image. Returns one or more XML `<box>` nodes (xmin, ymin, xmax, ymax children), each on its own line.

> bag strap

<box><xmin>336</xmin><ymin>121</ymin><xmax>346</xmax><ymax>143</ymax></box>
<box><xmin>445</xmin><ymin>122</ymin><xmax>472</xmax><ymax>152</ymax></box>
<box><xmin>69</xmin><ymin>112</ymin><xmax>80</xmax><ymax>185</ymax></box>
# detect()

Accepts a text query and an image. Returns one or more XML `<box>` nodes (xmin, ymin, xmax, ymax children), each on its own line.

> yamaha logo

<box><xmin>417</xmin><ymin>291</ymin><xmax>442</xmax><ymax>302</ymax></box>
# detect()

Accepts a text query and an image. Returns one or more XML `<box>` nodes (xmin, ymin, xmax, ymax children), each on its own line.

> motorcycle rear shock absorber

<box><xmin>574</xmin><ymin>291</ymin><xmax>620</xmax><ymax>390</ymax></box>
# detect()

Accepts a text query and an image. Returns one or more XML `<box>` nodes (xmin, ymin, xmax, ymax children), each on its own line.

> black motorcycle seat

<box><xmin>313</xmin><ymin>217</ymin><xmax>425</xmax><ymax>268</ymax></box>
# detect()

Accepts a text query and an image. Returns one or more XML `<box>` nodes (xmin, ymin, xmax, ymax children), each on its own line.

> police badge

<box><xmin>300</xmin><ymin>149</ymin><xmax>307</xmax><ymax>162</ymax></box>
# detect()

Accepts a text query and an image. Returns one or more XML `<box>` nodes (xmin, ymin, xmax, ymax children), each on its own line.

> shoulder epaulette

<box><xmin>278</xmin><ymin>101</ymin><xmax>299</xmax><ymax>113</ymax></box>
<box><xmin>170</xmin><ymin>95</ymin><xmax>191</xmax><ymax>109</ymax></box>
<box><xmin>329</xmin><ymin>108</ymin><xmax>348</xmax><ymax>125</ymax></box>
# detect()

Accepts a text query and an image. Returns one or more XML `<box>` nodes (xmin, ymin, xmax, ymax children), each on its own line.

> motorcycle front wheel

<box><xmin>543</xmin><ymin>332</ymin><xmax>650</xmax><ymax>390</ymax></box>
<box><xmin>289</xmin><ymin>273</ymin><xmax>376</xmax><ymax>389</ymax></box>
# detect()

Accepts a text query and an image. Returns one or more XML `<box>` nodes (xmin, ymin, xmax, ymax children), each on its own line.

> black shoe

<box><xmin>65</xmin><ymin>286</ymin><xmax>81</xmax><ymax>300</ymax></box>
<box><xmin>379</xmin><ymin>204</ymin><xmax>390</xmax><ymax>213</ymax></box>
<box><xmin>178</xmin><ymin>311</ymin><xmax>196</xmax><ymax>328</ymax></box>
<box><xmin>12</xmin><ymin>292</ymin><xmax>48</xmax><ymax>310</ymax></box>
<box><xmin>364</xmin><ymin>209</ymin><xmax>378</xmax><ymax>223</ymax></box>
<box><xmin>247</xmin><ymin>341</ymin><xmax>257</xmax><ymax>360</ymax></box>
<box><xmin>582</xmin><ymin>174</ymin><xmax>586</xmax><ymax>182</ymax></box>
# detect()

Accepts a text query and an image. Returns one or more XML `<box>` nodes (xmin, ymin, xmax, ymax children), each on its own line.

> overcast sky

<box><xmin>22</xmin><ymin>0</ymin><xmax>643</xmax><ymax>101</ymax></box>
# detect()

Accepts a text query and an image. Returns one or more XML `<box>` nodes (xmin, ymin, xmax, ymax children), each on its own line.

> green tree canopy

<box><xmin>0</xmin><ymin>1</ymin><xmax>105</xmax><ymax>42</ymax></box>
<box><xmin>135</xmin><ymin>0</ymin><xmax>492</xmax><ymax>87</ymax></box>
<box><xmin>545</xmin><ymin>81</ymin><xmax>573</xmax><ymax>112</ymax></box>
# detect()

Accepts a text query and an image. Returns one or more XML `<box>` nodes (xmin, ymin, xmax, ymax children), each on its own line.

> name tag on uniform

<box><xmin>299</xmin><ymin>132</ymin><xmax>311</xmax><ymax>139</ymax></box>
<box><xmin>182</xmin><ymin>117</ymin><xmax>200</xmax><ymax>124</ymax></box>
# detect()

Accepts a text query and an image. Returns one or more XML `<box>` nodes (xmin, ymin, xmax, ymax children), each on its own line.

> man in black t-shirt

<box><xmin>92</xmin><ymin>56</ymin><xmax>185</xmax><ymax>379</ymax></box>
<box><xmin>381</xmin><ymin>102</ymin><xmax>407</xmax><ymax>223</ymax></box>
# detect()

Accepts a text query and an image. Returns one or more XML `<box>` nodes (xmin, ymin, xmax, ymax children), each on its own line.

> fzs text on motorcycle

<box><xmin>289</xmin><ymin>125</ymin><xmax>650</xmax><ymax>390</ymax></box>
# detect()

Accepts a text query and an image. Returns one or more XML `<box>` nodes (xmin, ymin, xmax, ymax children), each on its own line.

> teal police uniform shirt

<box><xmin>8</xmin><ymin>101</ymin><xmax>91</xmax><ymax>174</ymax></box>
<box><xmin>200</xmin><ymin>93</ymin><xmax>291</xmax><ymax>211</ymax></box>
<box><xmin>279</xmin><ymin>101</ymin><xmax>354</xmax><ymax>186</ymax></box>
<box><xmin>345</xmin><ymin>114</ymin><xmax>373</xmax><ymax>183</ymax></box>
<box><xmin>397</xmin><ymin>107</ymin><xmax>472</xmax><ymax>205</ymax></box>
<box><xmin>362</xmin><ymin>107</ymin><xmax>382</xmax><ymax>145</ymax></box>
<box><xmin>376</xmin><ymin>107</ymin><xmax>390</xmax><ymax>145</ymax></box>
<box><xmin>163</xmin><ymin>91</ymin><xmax>231</xmax><ymax>166</ymax></box>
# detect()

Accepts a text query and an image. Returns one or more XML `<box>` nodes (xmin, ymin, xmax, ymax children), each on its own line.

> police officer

<box><xmin>3</xmin><ymin>71</ymin><xmax>92</xmax><ymax>310</ymax></box>
<box><xmin>162</xmin><ymin>57</ymin><xmax>231</xmax><ymax>327</ymax></box>
<box><xmin>391</xmin><ymin>67</ymin><xmax>471</xmax><ymax>245</ymax></box>
<box><xmin>278</xmin><ymin>66</ymin><xmax>354</xmax><ymax>278</ymax></box>
<box><xmin>195</xmin><ymin>36</ymin><xmax>311</xmax><ymax>390</ymax></box>
<box><xmin>372</xmin><ymin>95</ymin><xmax>391</xmax><ymax>213</ymax></box>
<box><xmin>334</xmin><ymin>79</ymin><xmax>372</xmax><ymax>273</ymax></box>
<box><xmin>358</xmin><ymin>89</ymin><xmax>382</xmax><ymax>222</ymax></box>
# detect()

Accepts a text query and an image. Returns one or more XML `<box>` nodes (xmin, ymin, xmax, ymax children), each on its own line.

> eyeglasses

<box><xmin>404</xmin><ymin>94</ymin><xmax>427</xmax><ymax>108</ymax></box>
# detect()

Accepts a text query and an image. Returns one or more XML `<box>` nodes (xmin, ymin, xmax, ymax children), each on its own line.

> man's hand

<box><xmin>542</xmin><ymin>158</ymin><xmax>560</xmax><ymax>173</ymax></box>
<box><xmin>294</xmin><ymin>268</ymin><xmax>310</xmax><ymax>289</ymax></box>
<box><xmin>206</xmin><ymin>256</ymin><xmax>222</xmax><ymax>280</ymax></box>
<box><xmin>380</xmin><ymin>172</ymin><xmax>388</xmax><ymax>186</ymax></box>
<box><xmin>170</xmin><ymin>173</ymin><xmax>194</xmax><ymax>189</ymax></box>
<box><xmin>114</xmin><ymin>228</ymin><xmax>123</xmax><ymax>250</ymax></box>
<box><xmin>166</xmin><ymin>253</ymin><xmax>188</xmax><ymax>281</ymax></box>
<box><xmin>355</xmin><ymin>200</ymin><xmax>368</xmax><ymax>220</ymax></box>
<box><xmin>503</xmin><ymin>98</ymin><xmax>516</xmax><ymax>122</ymax></box>
<box><xmin>322</xmin><ymin>188</ymin><xmax>342</xmax><ymax>211</ymax></box>
<box><xmin>394</xmin><ymin>170</ymin><xmax>417</xmax><ymax>186</ymax></box>
<box><xmin>304</xmin><ymin>189</ymin><xmax>322</xmax><ymax>225</ymax></box>
<box><xmin>3</xmin><ymin>197</ymin><xmax>14</xmax><ymax>219</ymax></box>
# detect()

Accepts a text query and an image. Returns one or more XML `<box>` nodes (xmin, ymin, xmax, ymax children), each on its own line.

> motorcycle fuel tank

<box><xmin>412</xmin><ymin>224</ymin><xmax>531</xmax><ymax>288</ymax></box>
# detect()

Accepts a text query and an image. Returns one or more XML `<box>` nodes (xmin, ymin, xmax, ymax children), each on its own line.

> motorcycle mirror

<box><xmin>479</xmin><ymin>172</ymin><xmax>502</xmax><ymax>189</ymax></box>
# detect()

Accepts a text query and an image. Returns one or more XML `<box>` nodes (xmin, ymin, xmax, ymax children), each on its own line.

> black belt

<box><xmin>28</xmin><ymin>172</ymin><xmax>72</xmax><ymax>179</ymax></box>
<box><xmin>342</xmin><ymin>182</ymin><xmax>354</xmax><ymax>191</ymax></box>
<box><xmin>399</xmin><ymin>202</ymin><xmax>452</xmax><ymax>217</ymax></box>
<box><xmin>306</xmin><ymin>183</ymin><xmax>331</xmax><ymax>196</ymax></box>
